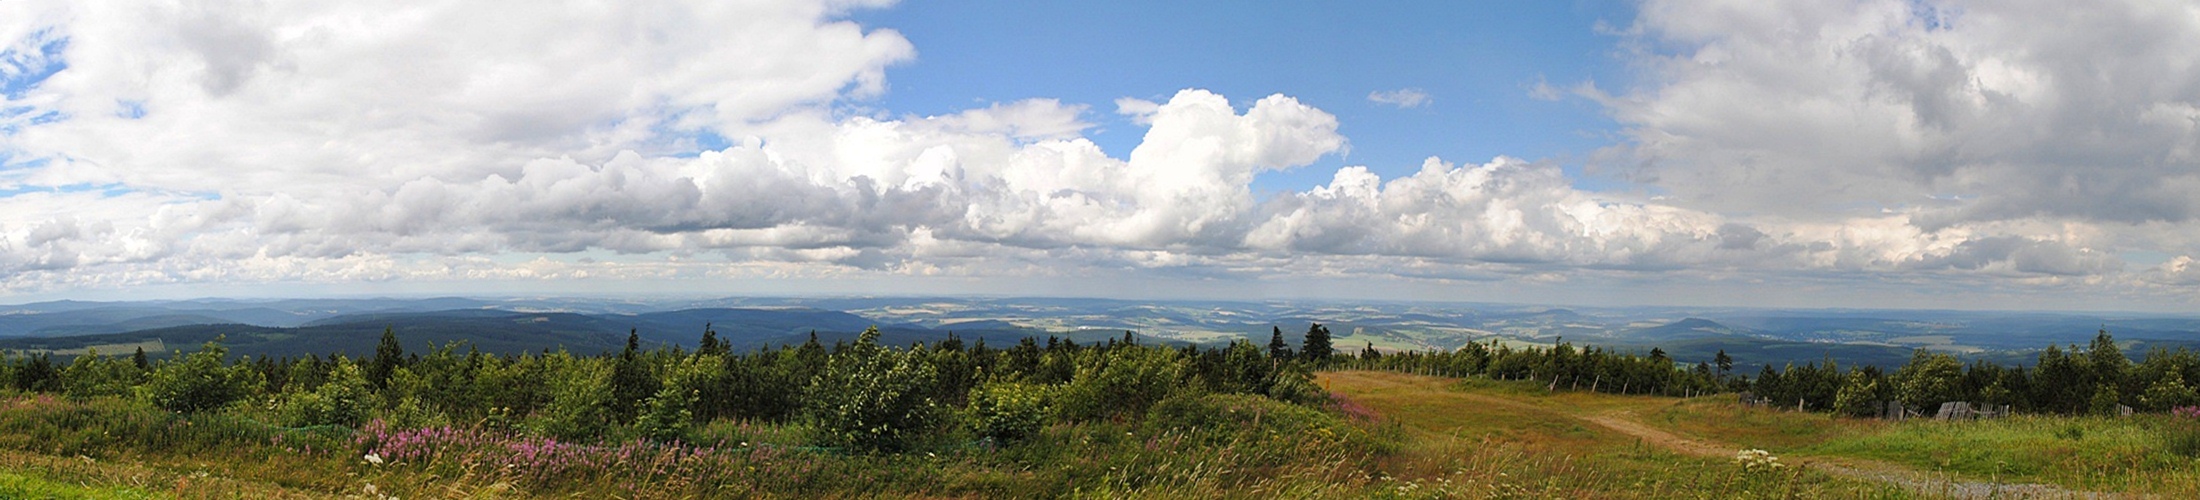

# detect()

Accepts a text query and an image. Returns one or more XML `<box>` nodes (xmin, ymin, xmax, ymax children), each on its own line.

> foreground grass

<box><xmin>1808</xmin><ymin>416</ymin><xmax>2200</xmax><ymax>493</ymax></box>
<box><xmin>1644</xmin><ymin>386</ymin><xmax>2200</xmax><ymax>496</ymax></box>
<box><xmin>1318</xmin><ymin>371</ymin><xmax>1911</xmax><ymax>498</ymax></box>
<box><xmin>0</xmin><ymin>469</ymin><xmax>158</xmax><ymax>500</ymax></box>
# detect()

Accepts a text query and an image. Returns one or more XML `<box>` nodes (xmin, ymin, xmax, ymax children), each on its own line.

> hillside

<box><xmin>1318</xmin><ymin>371</ymin><xmax>2184</xmax><ymax>498</ymax></box>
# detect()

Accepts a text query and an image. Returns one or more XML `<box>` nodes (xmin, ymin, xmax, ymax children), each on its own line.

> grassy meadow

<box><xmin>6</xmin><ymin>358</ymin><xmax>2198</xmax><ymax>497</ymax></box>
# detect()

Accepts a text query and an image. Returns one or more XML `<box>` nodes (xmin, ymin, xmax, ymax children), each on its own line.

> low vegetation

<box><xmin>0</xmin><ymin>323</ymin><xmax>1415</xmax><ymax>497</ymax></box>
<box><xmin>6</xmin><ymin>319</ymin><xmax>2198</xmax><ymax>497</ymax></box>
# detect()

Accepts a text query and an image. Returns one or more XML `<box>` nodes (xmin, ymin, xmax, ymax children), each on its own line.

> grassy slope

<box><xmin>1316</xmin><ymin>371</ymin><xmax>1908</xmax><ymax>498</ymax></box>
<box><xmin>1640</xmin><ymin>398</ymin><xmax>2200</xmax><ymax>494</ymax></box>
<box><xmin>1337</xmin><ymin>367</ymin><xmax>2200</xmax><ymax>495</ymax></box>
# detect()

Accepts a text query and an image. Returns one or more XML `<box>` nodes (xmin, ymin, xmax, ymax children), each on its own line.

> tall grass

<box><xmin>1805</xmin><ymin>414</ymin><xmax>2200</xmax><ymax>493</ymax></box>
<box><xmin>1640</xmin><ymin>389</ymin><xmax>2200</xmax><ymax>496</ymax></box>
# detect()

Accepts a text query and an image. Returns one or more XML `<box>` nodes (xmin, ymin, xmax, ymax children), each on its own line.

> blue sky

<box><xmin>852</xmin><ymin>1</ymin><xmax>1632</xmax><ymax>194</ymax></box>
<box><xmin>4</xmin><ymin>1</ymin><xmax>2200</xmax><ymax>311</ymax></box>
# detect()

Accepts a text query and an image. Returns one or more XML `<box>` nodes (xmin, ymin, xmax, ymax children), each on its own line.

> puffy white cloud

<box><xmin>1247</xmin><ymin>157</ymin><xmax>1729</xmax><ymax>267</ymax></box>
<box><xmin>2</xmin><ymin>0</ymin><xmax>914</xmax><ymax>196</ymax></box>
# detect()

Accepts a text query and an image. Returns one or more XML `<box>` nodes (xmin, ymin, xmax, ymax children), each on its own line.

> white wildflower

<box><xmin>364</xmin><ymin>453</ymin><xmax>385</xmax><ymax>466</ymax></box>
<box><xmin>1733</xmin><ymin>449</ymin><xmax>1785</xmax><ymax>471</ymax></box>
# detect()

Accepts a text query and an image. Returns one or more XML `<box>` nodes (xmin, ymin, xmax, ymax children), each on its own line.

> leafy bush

<box><xmin>145</xmin><ymin>341</ymin><xmax>261</xmax><ymax>413</ymax></box>
<box><xmin>279</xmin><ymin>358</ymin><xmax>372</xmax><ymax>428</ymax></box>
<box><xmin>1264</xmin><ymin>368</ymin><xmax>1324</xmax><ymax>405</ymax></box>
<box><xmin>1058</xmin><ymin>347</ymin><xmax>1182</xmax><ymax>422</ymax></box>
<box><xmin>530</xmin><ymin>353</ymin><xmax>614</xmax><ymax>441</ymax></box>
<box><xmin>636</xmin><ymin>356</ymin><xmax>713</xmax><ymax>442</ymax></box>
<box><xmin>805</xmin><ymin>327</ymin><xmax>944</xmax><ymax>452</ymax></box>
<box><xmin>1831</xmin><ymin>371</ymin><xmax>1880</xmax><ymax>418</ymax></box>
<box><xmin>60</xmin><ymin>351</ymin><xmax>139</xmax><ymax>402</ymax></box>
<box><xmin>966</xmin><ymin>380</ymin><xmax>1053</xmax><ymax>442</ymax></box>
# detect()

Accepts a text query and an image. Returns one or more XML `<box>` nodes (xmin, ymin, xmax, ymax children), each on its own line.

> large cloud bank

<box><xmin>0</xmin><ymin>0</ymin><xmax>2194</xmax><ymax>305</ymax></box>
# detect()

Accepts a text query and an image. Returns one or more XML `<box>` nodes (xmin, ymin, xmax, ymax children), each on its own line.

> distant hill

<box><xmin>0</xmin><ymin>307</ymin><xmax>1073</xmax><ymax>360</ymax></box>
<box><xmin>1621</xmin><ymin>318</ymin><xmax>1753</xmax><ymax>341</ymax></box>
<box><xmin>9</xmin><ymin>296</ymin><xmax>2200</xmax><ymax>370</ymax></box>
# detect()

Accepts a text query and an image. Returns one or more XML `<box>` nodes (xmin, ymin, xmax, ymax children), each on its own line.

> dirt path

<box><xmin>1577</xmin><ymin>412</ymin><xmax>1728</xmax><ymax>457</ymax></box>
<box><xmin>1582</xmin><ymin>409</ymin><xmax>2133</xmax><ymax>500</ymax></box>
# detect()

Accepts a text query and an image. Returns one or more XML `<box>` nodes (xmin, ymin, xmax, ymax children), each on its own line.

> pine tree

<box><xmin>1301</xmin><ymin>323</ymin><xmax>1333</xmax><ymax>364</ymax></box>
<box><xmin>697</xmin><ymin>323</ymin><xmax>725</xmax><ymax>357</ymax></box>
<box><xmin>368</xmin><ymin>326</ymin><xmax>403</xmax><ymax>390</ymax></box>
<box><xmin>610</xmin><ymin>328</ymin><xmax>659</xmax><ymax>420</ymax></box>
<box><xmin>2089</xmin><ymin>328</ymin><xmax>2128</xmax><ymax>405</ymax></box>
<box><xmin>1267</xmin><ymin>326</ymin><xmax>1292</xmax><ymax>360</ymax></box>
<box><xmin>1714</xmin><ymin>349</ymin><xmax>1733</xmax><ymax>379</ymax></box>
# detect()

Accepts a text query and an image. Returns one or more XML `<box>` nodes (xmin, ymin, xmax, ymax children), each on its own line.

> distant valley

<box><xmin>5</xmin><ymin>297</ymin><xmax>2200</xmax><ymax>369</ymax></box>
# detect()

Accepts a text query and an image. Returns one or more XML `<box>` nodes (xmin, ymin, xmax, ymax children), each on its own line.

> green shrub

<box><xmin>1059</xmin><ymin>347</ymin><xmax>1182</xmax><ymax>421</ymax></box>
<box><xmin>1831</xmin><ymin>372</ymin><xmax>1880</xmax><ymax>418</ymax></box>
<box><xmin>144</xmin><ymin>342</ymin><xmax>261</xmax><ymax>414</ymax></box>
<box><xmin>636</xmin><ymin>356</ymin><xmax>713</xmax><ymax>442</ymax></box>
<box><xmin>60</xmin><ymin>351</ymin><xmax>140</xmax><ymax>402</ymax></box>
<box><xmin>530</xmin><ymin>353</ymin><xmax>614</xmax><ymax>441</ymax></box>
<box><xmin>966</xmin><ymin>380</ymin><xmax>1054</xmax><ymax>442</ymax></box>
<box><xmin>1264</xmin><ymin>368</ymin><xmax>1324</xmax><ymax>405</ymax></box>
<box><xmin>278</xmin><ymin>358</ymin><xmax>371</xmax><ymax>428</ymax></box>
<box><xmin>806</xmin><ymin>327</ymin><xmax>944</xmax><ymax>453</ymax></box>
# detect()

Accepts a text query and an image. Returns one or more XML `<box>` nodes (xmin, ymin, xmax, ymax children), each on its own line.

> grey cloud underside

<box><xmin>1609</xmin><ymin>0</ymin><xmax>2200</xmax><ymax>226</ymax></box>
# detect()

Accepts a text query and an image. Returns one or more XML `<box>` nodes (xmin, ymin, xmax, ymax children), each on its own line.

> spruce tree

<box><xmin>610</xmin><ymin>328</ymin><xmax>659</xmax><ymax>420</ymax></box>
<box><xmin>698</xmin><ymin>323</ymin><xmax>724</xmax><ymax>357</ymax></box>
<box><xmin>1301</xmin><ymin>323</ymin><xmax>1333</xmax><ymax>364</ymax></box>
<box><xmin>2088</xmin><ymin>328</ymin><xmax>2127</xmax><ymax>404</ymax></box>
<box><xmin>368</xmin><ymin>326</ymin><xmax>403</xmax><ymax>390</ymax></box>
<box><xmin>1267</xmin><ymin>326</ymin><xmax>1292</xmax><ymax>360</ymax></box>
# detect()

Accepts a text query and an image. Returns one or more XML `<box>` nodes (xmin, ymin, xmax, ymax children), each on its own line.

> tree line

<box><xmin>1748</xmin><ymin>329</ymin><xmax>2199</xmax><ymax>416</ymax></box>
<box><xmin>1329</xmin><ymin>326</ymin><xmax>2200</xmax><ymax>418</ymax></box>
<box><xmin>1331</xmin><ymin>337</ymin><xmax>1727</xmax><ymax>397</ymax></box>
<box><xmin>0</xmin><ymin>323</ymin><xmax>1358</xmax><ymax>452</ymax></box>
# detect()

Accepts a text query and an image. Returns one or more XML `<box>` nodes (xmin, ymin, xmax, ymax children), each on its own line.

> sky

<box><xmin>3</xmin><ymin>0</ymin><xmax>2200</xmax><ymax>312</ymax></box>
